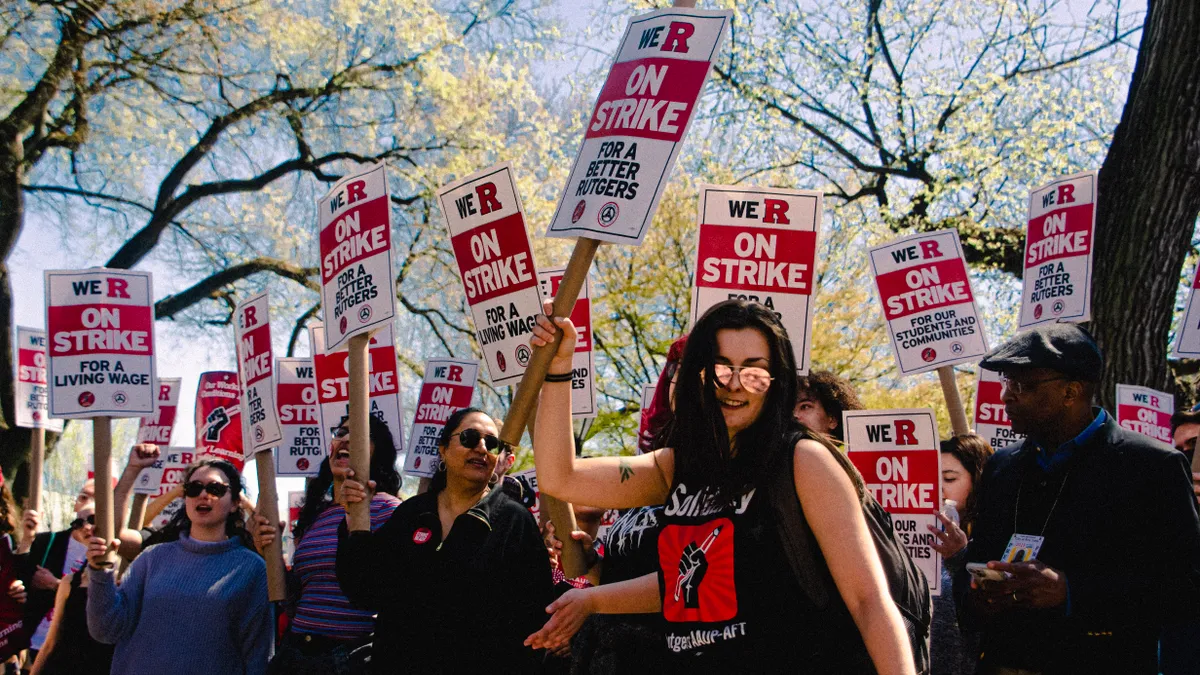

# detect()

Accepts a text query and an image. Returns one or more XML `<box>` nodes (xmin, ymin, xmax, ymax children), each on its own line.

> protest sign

<box><xmin>310</xmin><ymin>322</ymin><xmax>406</xmax><ymax>456</ymax></box>
<box><xmin>1172</xmin><ymin>265</ymin><xmax>1200</xmax><ymax>358</ymax></box>
<box><xmin>538</xmin><ymin>267</ymin><xmax>596</xmax><ymax>417</ymax></box>
<box><xmin>15</xmin><ymin>327</ymin><xmax>63</xmax><ymax>432</ymax></box>
<box><xmin>637</xmin><ymin>383</ymin><xmax>656</xmax><ymax>453</ymax></box>
<box><xmin>403</xmin><ymin>358</ymin><xmax>480</xmax><ymax>477</ymax></box>
<box><xmin>973</xmin><ymin>369</ymin><xmax>1023</xmax><ymax>451</ymax></box>
<box><xmin>285</xmin><ymin>491</ymin><xmax>304</xmax><ymax>563</ymax></box>
<box><xmin>45</xmin><ymin>269</ymin><xmax>155</xmax><ymax>417</ymax></box>
<box><xmin>195</xmin><ymin>372</ymin><xmax>245</xmax><ymax>470</ymax></box>
<box><xmin>136</xmin><ymin>378</ymin><xmax>180</xmax><ymax>445</ymax></box>
<box><xmin>691</xmin><ymin>184</ymin><xmax>821</xmax><ymax>373</ymax></box>
<box><xmin>438</xmin><ymin>163</ymin><xmax>543</xmax><ymax>388</ymax></box>
<box><xmin>318</xmin><ymin>163</ymin><xmax>397</xmax><ymax>352</ymax></box>
<box><xmin>546</xmin><ymin>8</ymin><xmax>732</xmax><ymax>245</ymax></box>
<box><xmin>1115</xmin><ymin>384</ymin><xmax>1173</xmax><ymax>445</ymax></box>
<box><xmin>869</xmin><ymin>230</ymin><xmax>988</xmax><ymax>376</ymax></box>
<box><xmin>235</xmin><ymin>293</ymin><xmax>283</xmax><ymax>454</ymax></box>
<box><xmin>843</xmin><ymin>408</ymin><xmax>942</xmax><ymax>596</ymax></box>
<box><xmin>132</xmin><ymin>454</ymin><xmax>166</xmax><ymax>496</ymax></box>
<box><xmin>1019</xmin><ymin>171</ymin><xmax>1097</xmax><ymax>328</ymax></box>
<box><xmin>276</xmin><ymin>358</ymin><xmax>323</xmax><ymax>476</ymax></box>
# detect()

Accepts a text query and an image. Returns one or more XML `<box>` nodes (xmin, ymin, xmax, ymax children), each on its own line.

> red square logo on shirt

<box><xmin>658</xmin><ymin>519</ymin><xmax>736</xmax><ymax>623</ymax></box>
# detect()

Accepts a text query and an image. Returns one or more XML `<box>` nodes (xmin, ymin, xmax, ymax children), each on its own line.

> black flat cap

<box><xmin>979</xmin><ymin>323</ymin><xmax>1103</xmax><ymax>381</ymax></box>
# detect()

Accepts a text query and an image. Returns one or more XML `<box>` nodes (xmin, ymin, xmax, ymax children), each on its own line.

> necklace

<box><xmin>1014</xmin><ymin>466</ymin><xmax>1072</xmax><ymax>537</ymax></box>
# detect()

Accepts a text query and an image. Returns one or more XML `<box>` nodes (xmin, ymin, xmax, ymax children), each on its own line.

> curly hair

<box><xmin>795</xmin><ymin>370</ymin><xmax>864</xmax><ymax>441</ymax></box>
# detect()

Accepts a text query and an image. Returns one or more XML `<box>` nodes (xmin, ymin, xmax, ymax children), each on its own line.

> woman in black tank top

<box><xmin>29</xmin><ymin>568</ymin><xmax>113</xmax><ymax>675</ymax></box>
<box><xmin>527</xmin><ymin>299</ymin><xmax>915</xmax><ymax>674</ymax></box>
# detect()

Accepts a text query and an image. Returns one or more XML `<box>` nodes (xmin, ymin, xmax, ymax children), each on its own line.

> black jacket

<box><xmin>956</xmin><ymin>413</ymin><xmax>1200</xmax><ymax>674</ymax></box>
<box><xmin>337</xmin><ymin>488</ymin><xmax>554</xmax><ymax>674</ymax></box>
<box><xmin>16</xmin><ymin>528</ymin><xmax>72</xmax><ymax>640</ymax></box>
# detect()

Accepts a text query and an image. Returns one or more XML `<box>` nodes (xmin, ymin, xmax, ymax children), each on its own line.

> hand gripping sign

<box><xmin>15</xmin><ymin>327</ymin><xmax>63</xmax><ymax>432</ymax></box>
<box><xmin>1115</xmin><ymin>384</ymin><xmax>1174</xmax><ymax>445</ymax></box>
<box><xmin>538</xmin><ymin>267</ymin><xmax>597</xmax><ymax>418</ymax></box>
<box><xmin>136</xmin><ymin>378</ymin><xmax>180</xmax><ymax>445</ymax></box>
<box><xmin>194</xmin><ymin>371</ymin><xmax>245</xmax><ymax>470</ymax></box>
<box><xmin>275</xmin><ymin>358</ymin><xmax>323</xmax><ymax>477</ymax></box>
<box><xmin>691</xmin><ymin>184</ymin><xmax>821</xmax><ymax>374</ymax></box>
<box><xmin>45</xmin><ymin>269</ymin><xmax>156</xmax><ymax>417</ymax></box>
<box><xmin>546</xmin><ymin>8</ymin><xmax>732</xmax><ymax>245</ymax></box>
<box><xmin>1019</xmin><ymin>171</ymin><xmax>1097</xmax><ymax>328</ymax></box>
<box><xmin>843</xmin><ymin>408</ymin><xmax>942</xmax><ymax>596</ymax></box>
<box><xmin>438</xmin><ymin>163</ymin><xmax>543</xmax><ymax>388</ymax></box>
<box><xmin>1172</xmin><ymin>265</ymin><xmax>1200</xmax><ymax>359</ymax></box>
<box><xmin>235</xmin><ymin>293</ymin><xmax>283</xmax><ymax>455</ymax></box>
<box><xmin>869</xmin><ymin>230</ymin><xmax>988</xmax><ymax>375</ymax></box>
<box><xmin>310</xmin><ymin>322</ymin><xmax>406</xmax><ymax>457</ymax></box>
<box><xmin>404</xmin><ymin>358</ymin><xmax>480</xmax><ymax>478</ymax></box>
<box><xmin>318</xmin><ymin>163</ymin><xmax>398</xmax><ymax>352</ymax></box>
<box><xmin>973</xmin><ymin>369</ymin><xmax>1023</xmax><ymax>451</ymax></box>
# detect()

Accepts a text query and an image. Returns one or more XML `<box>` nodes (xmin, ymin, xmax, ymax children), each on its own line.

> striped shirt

<box><xmin>291</xmin><ymin>493</ymin><xmax>401</xmax><ymax>639</ymax></box>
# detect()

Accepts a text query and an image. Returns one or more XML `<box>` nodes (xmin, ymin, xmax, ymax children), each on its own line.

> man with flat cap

<box><xmin>955</xmin><ymin>323</ymin><xmax>1200</xmax><ymax>675</ymax></box>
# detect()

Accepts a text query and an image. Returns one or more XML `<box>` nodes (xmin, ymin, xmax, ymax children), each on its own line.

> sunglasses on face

<box><xmin>183</xmin><ymin>481</ymin><xmax>231</xmax><ymax>499</ymax></box>
<box><xmin>456</xmin><ymin>428</ymin><xmax>510</xmax><ymax>455</ymax></box>
<box><xmin>70</xmin><ymin>515</ymin><xmax>95</xmax><ymax>530</ymax></box>
<box><xmin>707</xmin><ymin>364</ymin><xmax>774</xmax><ymax>394</ymax></box>
<box><xmin>331</xmin><ymin>426</ymin><xmax>350</xmax><ymax>441</ymax></box>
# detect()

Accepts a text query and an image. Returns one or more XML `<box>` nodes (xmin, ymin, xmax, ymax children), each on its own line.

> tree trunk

<box><xmin>1089</xmin><ymin>0</ymin><xmax>1200</xmax><ymax>410</ymax></box>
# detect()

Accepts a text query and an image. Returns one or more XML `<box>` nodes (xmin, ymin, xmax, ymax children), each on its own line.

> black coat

<box><xmin>956</xmin><ymin>413</ymin><xmax>1200</xmax><ymax>674</ymax></box>
<box><xmin>337</xmin><ymin>488</ymin><xmax>554</xmax><ymax>674</ymax></box>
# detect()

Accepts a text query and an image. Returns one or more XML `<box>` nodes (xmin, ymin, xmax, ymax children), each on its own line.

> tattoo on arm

<box><xmin>619</xmin><ymin>459</ymin><xmax>634</xmax><ymax>483</ymax></box>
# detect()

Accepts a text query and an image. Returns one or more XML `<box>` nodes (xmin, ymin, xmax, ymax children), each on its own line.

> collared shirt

<box><xmin>1031</xmin><ymin>407</ymin><xmax>1108</xmax><ymax>472</ymax></box>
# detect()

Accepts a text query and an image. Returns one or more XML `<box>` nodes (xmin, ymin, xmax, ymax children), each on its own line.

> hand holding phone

<box><xmin>967</xmin><ymin>562</ymin><xmax>1008</xmax><ymax>583</ymax></box>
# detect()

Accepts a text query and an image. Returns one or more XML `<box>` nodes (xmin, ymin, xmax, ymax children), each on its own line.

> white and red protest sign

<box><xmin>15</xmin><ymin>327</ymin><xmax>63</xmax><ymax>432</ymax></box>
<box><xmin>1172</xmin><ymin>265</ymin><xmax>1200</xmax><ymax>359</ymax></box>
<box><xmin>310</xmin><ymin>322</ymin><xmax>406</xmax><ymax>457</ymax></box>
<box><xmin>285</xmin><ymin>490</ymin><xmax>305</xmax><ymax>562</ymax></box>
<box><xmin>637</xmin><ymin>383</ymin><xmax>656</xmax><ymax>453</ymax></box>
<box><xmin>318</xmin><ymin>163</ymin><xmax>397</xmax><ymax>352</ymax></box>
<box><xmin>547</xmin><ymin>8</ymin><xmax>732</xmax><ymax>245</ymax></box>
<box><xmin>973</xmin><ymin>369</ymin><xmax>1023</xmax><ymax>451</ymax></box>
<box><xmin>438</xmin><ymin>163</ymin><xmax>542</xmax><ymax>388</ymax></box>
<box><xmin>403</xmin><ymin>358</ymin><xmax>480</xmax><ymax>477</ymax></box>
<box><xmin>511</xmin><ymin>467</ymin><xmax>541</xmax><ymax>520</ymax></box>
<box><xmin>843</xmin><ymin>408</ymin><xmax>942</xmax><ymax>596</ymax></box>
<box><xmin>195</xmin><ymin>372</ymin><xmax>244</xmax><ymax>470</ymax></box>
<box><xmin>869</xmin><ymin>230</ymin><xmax>988</xmax><ymax>375</ymax></box>
<box><xmin>45</xmin><ymin>269</ymin><xmax>155</xmax><ymax>417</ymax></box>
<box><xmin>276</xmin><ymin>358</ymin><xmax>323</xmax><ymax>477</ymax></box>
<box><xmin>235</xmin><ymin>293</ymin><xmax>282</xmax><ymax>455</ymax></box>
<box><xmin>538</xmin><ymin>267</ymin><xmax>596</xmax><ymax>417</ymax></box>
<box><xmin>1116</xmin><ymin>384</ymin><xmax>1173</xmax><ymax>445</ymax></box>
<box><xmin>135</xmin><ymin>446</ymin><xmax>194</xmax><ymax>497</ymax></box>
<box><xmin>1019</xmin><ymin>171</ymin><xmax>1097</xmax><ymax>328</ymax></box>
<box><xmin>691</xmin><ymin>184</ymin><xmax>821</xmax><ymax>373</ymax></box>
<box><xmin>136</xmin><ymin>378</ymin><xmax>180</xmax><ymax>445</ymax></box>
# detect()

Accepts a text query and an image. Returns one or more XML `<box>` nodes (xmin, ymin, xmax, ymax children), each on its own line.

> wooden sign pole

<box><xmin>27</xmin><ymin>427</ymin><xmax>44</xmax><ymax>512</ymax></box>
<box><xmin>93</xmin><ymin>417</ymin><xmax>114</xmax><ymax>561</ymax></box>
<box><xmin>345</xmin><ymin>333</ymin><xmax>372</xmax><ymax>532</ymax></box>
<box><xmin>126</xmin><ymin>494</ymin><xmax>148</xmax><ymax>530</ymax></box>
<box><xmin>525</xmin><ymin>407</ymin><xmax>584</xmax><ymax>578</ymax></box>
<box><xmin>255</xmin><ymin>451</ymin><xmax>287</xmax><ymax>601</ymax></box>
<box><xmin>937</xmin><ymin>366</ymin><xmax>970</xmax><ymax>436</ymax></box>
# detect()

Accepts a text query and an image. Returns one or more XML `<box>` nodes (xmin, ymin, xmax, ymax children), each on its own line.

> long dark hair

<box><xmin>294</xmin><ymin>414</ymin><xmax>401</xmax><ymax>543</ymax></box>
<box><xmin>939</xmin><ymin>434</ymin><xmax>994</xmax><ymax>532</ymax></box>
<box><xmin>0</xmin><ymin>480</ymin><xmax>17</xmax><ymax>538</ymax></box>
<box><xmin>160</xmin><ymin>459</ymin><xmax>253</xmax><ymax>548</ymax></box>
<box><xmin>666</xmin><ymin>300</ymin><xmax>799</xmax><ymax>504</ymax></box>
<box><xmin>428</xmin><ymin>407</ymin><xmax>493</xmax><ymax>494</ymax></box>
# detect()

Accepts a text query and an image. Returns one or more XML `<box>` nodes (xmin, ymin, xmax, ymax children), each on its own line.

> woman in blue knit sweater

<box><xmin>85</xmin><ymin>459</ymin><xmax>273</xmax><ymax>675</ymax></box>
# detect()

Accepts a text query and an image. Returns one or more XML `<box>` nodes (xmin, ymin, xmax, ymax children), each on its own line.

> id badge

<box><xmin>1001</xmin><ymin>533</ymin><xmax>1044</xmax><ymax>563</ymax></box>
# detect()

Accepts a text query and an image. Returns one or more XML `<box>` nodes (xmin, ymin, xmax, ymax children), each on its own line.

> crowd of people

<box><xmin>0</xmin><ymin>299</ymin><xmax>1196</xmax><ymax>674</ymax></box>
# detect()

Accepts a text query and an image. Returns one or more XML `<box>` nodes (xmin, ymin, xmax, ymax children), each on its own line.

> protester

<box><xmin>794</xmin><ymin>369</ymin><xmax>864</xmax><ymax>442</ymax></box>
<box><xmin>86</xmin><ymin>459</ymin><xmax>272</xmax><ymax>675</ymax></box>
<box><xmin>1169</xmin><ymin>403</ymin><xmax>1200</xmax><ymax>497</ymax></box>
<box><xmin>250</xmin><ymin>415</ymin><xmax>401</xmax><ymax>674</ymax></box>
<box><xmin>337</xmin><ymin>407</ymin><xmax>555</xmax><ymax>673</ymax></box>
<box><xmin>958</xmin><ymin>324</ymin><xmax>1200</xmax><ymax>675</ymax></box>
<box><xmin>527</xmin><ymin>299</ymin><xmax>915</xmax><ymax>673</ymax></box>
<box><xmin>927</xmin><ymin>434</ymin><xmax>993</xmax><ymax>675</ymax></box>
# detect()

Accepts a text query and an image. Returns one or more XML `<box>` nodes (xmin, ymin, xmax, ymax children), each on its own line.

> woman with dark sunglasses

<box><xmin>337</xmin><ymin>406</ymin><xmax>555</xmax><ymax>673</ymax></box>
<box><xmin>527</xmin><ymin>299</ymin><xmax>915</xmax><ymax>674</ymax></box>
<box><xmin>86</xmin><ymin>459</ymin><xmax>272</xmax><ymax>675</ymax></box>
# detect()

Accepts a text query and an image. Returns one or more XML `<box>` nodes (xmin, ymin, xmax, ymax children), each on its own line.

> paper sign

<box><xmin>1172</xmin><ymin>265</ymin><xmax>1200</xmax><ymax>358</ymax></box>
<box><xmin>45</xmin><ymin>269</ymin><xmax>156</xmax><ymax>417</ymax></box>
<box><xmin>538</xmin><ymin>267</ymin><xmax>597</xmax><ymax>417</ymax></box>
<box><xmin>136</xmin><ymin>378</ymin><xmax>180</xmax><ymax>445</ymax></box>
<box><xmin>510</xmin><ymin>468</ymin><xmax>541</xmax><ymax>520</ymax></box>
<box><xmin>1115</xmin><ymin>384</ymin><xmax>1173</xmax><ymax>445</ymax></box>
<box><xmin>869</xmin><ymin>230</ymin><xmax>988</xmax><ymax>375</ymax></box>
<box><xmin>546</xmin><ymin>8</ymin><xmax>732</xmax><ymax>245</ymax></box>
<box><xmin>234</xmin><ymin>292</ymin><xmax>282</xmax><ymax>455</ymax></box>
<box><xmin>14</xmin><ymin>327</ymin><xmax>64</xmax><ymax>432</ymax></box>
<box><xmin>310</xmin><ymin>322</ymin><xmax>406</xmax><ymax>459</ymax></box>
<box><xmin>194</xmin><ymin>372</ymin><xmax>245</xmax><ymax>470</ymax></box>
<box><xmin>318</xmin><ymin>163</ymin><xmax>398</xmax><ymax>352</ymax></box>
<box><xmin>637</xmin><ymin>383</ymin><xmax>656</xmax><ymax>454</ymax></box>
<box><xmin>691</xmin><ymin>184</ymin><xmax>821</xmax><ymax>373</ymax></box>
<box><xmin>276</xmin><ymin>358</ymin><xmax>323</xmax><ymax>476</ymax></box>
<box><xmin>136</xmin><ymin>446</ymin><xmax>194</xmax><ymax>498</ymax></box>
<box><xmin>403</xmin><ymin>358</ymin><xmax>480</xmax><ymax>477</ymax></box>
<box><xmin>438</xmin><ymin>163</ymin><xmax>543</xmax><ymax>387</ymax></box>
<box><xmin>843</xmin><ymin>408</ymin><xmax>942</xmax><ymax>595</ymax></box>
<box><xmin>973</xmin><ymin>369</ymin><xmax>1023</xmax><ymax>451</ymax></box>
<box><xmin>1019</xmin><ymin>171</ymin><xmax>1097</xmax><ymax>327</ymax></box>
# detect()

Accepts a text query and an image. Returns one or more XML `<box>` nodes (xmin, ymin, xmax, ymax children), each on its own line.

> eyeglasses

<box><xmin>184</xmin><ymin>481</ymin><xmax>231</xmax><ymax>498</ymax></box>
<box><xmin>998</xmin><ymin>374</ymin><xmax>1067</xmax><ymax>396</ymax></box>
<box><xmin>70</xmin><ymin>515</ymin><xmax>95</xmax><ymax>530</ymax></box>
<box><xmin>331</xmin><ymin>426</ymin><xmax>350</xmax><ymax>440</ymax></box>
<box><xmin>709</xmin><ymin>364</ymin><xmax>773</xmax><ymax>394</ymax></box>
<box><xmin>456</xmin><ymin>428</ymin><xmax>510</xmax><ymax>455</ymax></box>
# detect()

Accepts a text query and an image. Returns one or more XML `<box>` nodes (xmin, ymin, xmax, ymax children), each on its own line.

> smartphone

<box><xmin>966</xmin><ymin>562</ymin><xmax>1008</xmax><ymax>582</ymax></box>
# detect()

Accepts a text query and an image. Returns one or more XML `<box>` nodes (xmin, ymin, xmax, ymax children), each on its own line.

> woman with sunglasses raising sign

<box><xmin>86</xmin><ymin>459</ymin><xmax>273</xmax><ymax>675</ymax></box>
<box><xmin>527</xmin><ymin>299</ymin><xmax>915</xmax><ymax>674</ymax></box>
<box><xmin>337</xmin><ymin>407</ymin><xmax>555</xmax><ymax>673</ymax></box>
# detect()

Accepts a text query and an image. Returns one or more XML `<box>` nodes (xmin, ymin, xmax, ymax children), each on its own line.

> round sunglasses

<box><xmin>707</xmin><ymin>364</ymin><xmax>774</xmax><ymax>394</ymax></box>
<box><xmin>183</xmin><ymin>481</ymin><xmax>231</xmax><ymax>498</ymax></box>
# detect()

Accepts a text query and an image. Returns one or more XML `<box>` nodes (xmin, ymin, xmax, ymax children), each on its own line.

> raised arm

<box><xmin>29</xmin><ymin>574</ymin><xmax>72</xmax><ymax>675</ymax></box>
<box><xmin>114</xmin><ymin>444</ymin><xmax>161</xmax><ymax>529</ymax></box>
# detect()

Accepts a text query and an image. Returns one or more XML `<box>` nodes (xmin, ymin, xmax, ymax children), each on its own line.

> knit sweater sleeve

<box><xmin>237</xmin><ymin>553</ymin><xmax>273</xmax><ymax>675</ymax></box>
<box><xmin>86</xmin><ymin>547</ymin><xmax>153</xmax><ymax>644</ymax></box>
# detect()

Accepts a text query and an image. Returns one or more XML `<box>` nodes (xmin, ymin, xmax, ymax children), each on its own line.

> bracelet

<box><xmin>544</xmin><ymin>371</ymin><xmax>573</xmax><ymax>383</ymax></box>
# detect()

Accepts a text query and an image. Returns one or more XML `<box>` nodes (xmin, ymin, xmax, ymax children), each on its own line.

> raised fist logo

<box><xmin>674</xmin><ymin>526</ymin><xmax>721</xmax><ymax>609</ymax></box>
<box><xmin>204</xmin><ymin>407</ymin><xmax>230</xmax><ymax>442</ymax></box>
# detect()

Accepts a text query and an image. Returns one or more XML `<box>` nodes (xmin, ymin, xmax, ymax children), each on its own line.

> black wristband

<box><xmin>544</xmin><ymin>371</ymin><xmax>573</xmax><ymax>383</ymax></box>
